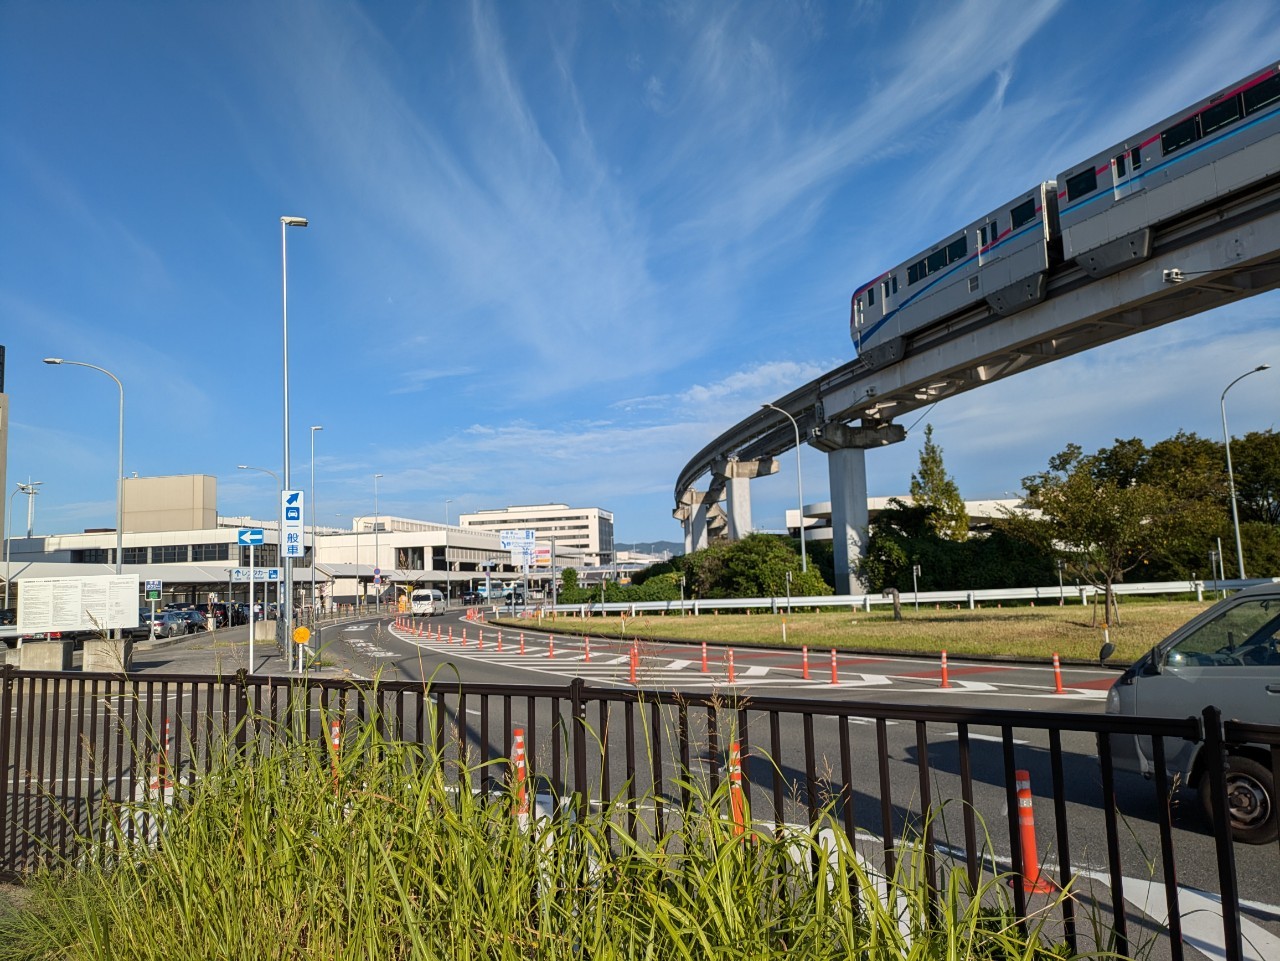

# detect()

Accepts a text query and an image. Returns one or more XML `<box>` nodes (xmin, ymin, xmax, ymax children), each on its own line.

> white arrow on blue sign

<box><xmin>238</xmin><ymin>528</ymin><xmax>265</xmax><ymax>546</ymax></box>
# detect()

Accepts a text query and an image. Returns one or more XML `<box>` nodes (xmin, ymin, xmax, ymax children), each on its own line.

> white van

<box><xmin>1102</xmin><ymin>582</ymin><xmax>1280</xmax><ymax>843</ymax></box>
<box><xmin>410</xmin><ymin>589</ymin><xmax>445</xmax><ymax>617</ymax></box>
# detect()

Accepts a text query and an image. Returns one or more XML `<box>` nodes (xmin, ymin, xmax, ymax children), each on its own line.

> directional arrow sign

<box><xmin>282</xmin><ymin>491</ymin><xmax>305</xmax><ymax>558</ymax></box>
<box><xmin>237</xmin><ymin>528</ymin><xmax>265</xmax><ymax>546</ymax></box>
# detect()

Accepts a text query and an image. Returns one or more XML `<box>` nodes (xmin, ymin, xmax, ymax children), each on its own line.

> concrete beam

<box><xmin>809</xmin><ymin>421</ymin><xmax>906</xmax><ymax>453</ymax></box>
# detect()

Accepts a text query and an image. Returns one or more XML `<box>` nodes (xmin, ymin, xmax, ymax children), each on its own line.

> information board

<box><xmin>18</xmin><ymin>575</ymin><xmax>140</xmax><ymax>634</ymax></box>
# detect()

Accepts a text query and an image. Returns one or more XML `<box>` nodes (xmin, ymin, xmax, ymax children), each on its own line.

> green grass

<box><xmin>0</xmin><ymin>718</ymin><xmax>1115</xmax><ymax>959</ymax></box>
<box><xmin>509</xmin><ymin>598</ymin><xmax>1213</xmax><ymax>664</ymax></box>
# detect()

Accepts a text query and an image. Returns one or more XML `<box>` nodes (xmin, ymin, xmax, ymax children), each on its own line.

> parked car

<box><xmin>1103</xmin><ymin>581</ymin><xmax>1280</xmax><ymax>844</ymax></box>
<box><xmin>460</xmin><ymin>591</ymin><xmax>482</xmax><ymax>605</ymax></box>
<box><xmin>174</xmin><ymin>610</ymin><xmax>209</xmax><ymax>633</ymax></box>
<box><xmin>148</xmin><ymin>611</ymin><xmax>189</xmax><ymax>639</ymax></box>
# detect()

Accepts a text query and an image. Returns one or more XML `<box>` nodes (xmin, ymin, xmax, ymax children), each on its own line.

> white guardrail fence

<box><xmin>499</xmin><ymin>577</ymin><xmax>1280</xmax><ymax>620</ymax></box>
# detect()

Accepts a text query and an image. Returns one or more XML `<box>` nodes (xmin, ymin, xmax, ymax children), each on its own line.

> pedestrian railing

<box><xmin>0</xmin><ymin>665</ymin><xmax>1274</xmax><ymax>961</ymax></box>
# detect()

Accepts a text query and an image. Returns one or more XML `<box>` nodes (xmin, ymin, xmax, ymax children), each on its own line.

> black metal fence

<box><xmin>1</xmin><ymin>664</ymin><xmax>1276</xmax><ymax>961</ymax></box>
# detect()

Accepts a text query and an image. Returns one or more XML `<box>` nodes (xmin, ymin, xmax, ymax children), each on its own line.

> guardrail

<box><xmin>0</xmin><ymin>666</ymin><xmax>1273</xmax><ymax>960</ymax></box>
<box><xmin>528</xmin><ymin>577</ymin><xmax>1279</xmax><ymax>619</ymax></box>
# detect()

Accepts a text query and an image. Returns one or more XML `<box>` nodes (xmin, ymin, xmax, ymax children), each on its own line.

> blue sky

<box><xmin>2</xmin><ymin>1</ymin><xmax>1277</xmax><ymax>545</ymax></box>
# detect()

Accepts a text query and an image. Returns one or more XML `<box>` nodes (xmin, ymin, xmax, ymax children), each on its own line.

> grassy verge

<box><xmin>0</xmin><ymin>720</ymin><xmax>1101</xmax><ymax>960</ymax></box>
<box><xmin>503</xmin><ymin>598</ymin><xmax>1213</xmax><ymax>664</ymax></box>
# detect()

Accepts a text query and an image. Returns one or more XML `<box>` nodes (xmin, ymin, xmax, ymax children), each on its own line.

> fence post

<box><xmin>0</xmin><ymin>666</ymin><xmax>15</xmax><ymax>871</ymax></box>
<box><xmin>571</xmin><ymin>678</ymin><xmax>588</xmax><ymax>822</ymax></box>
<box><xmin>1201</xmin><ymin>706</ymin><xmax>1244</xmax><ymax>961</ymax></box>
<box><xmin>233</xmin><ymin>668</ymin><xmax>249</xmax><ymax>751</ymax></box>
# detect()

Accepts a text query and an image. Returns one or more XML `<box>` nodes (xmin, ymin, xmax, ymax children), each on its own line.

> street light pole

<box><xmin>238</xmin><ymin>464</ymin><xmax>281</xmax><ymax>640</ymax></box>
<box><xmin>5</xmin><ymin>482</ymin><xmax>39</xmax><ymax>612</ymax></box>
<box><xmin>280</xmin><ymin>214</ymin><xmax>308</xmax><ymax>657</ymax></box>
<box><xmin>762</xmin><ymin>403</ymin><xmax>808</xmax><ymax>573</ymax></box>
<box><xmin>373</xmin><ymin>474</ymin><xmax>384</xmax><ymax>616</ymax></box>
<box><xmin>44</xmin><ymin>358</ymin><xmax>124</xmax><ymax>638</ymax></box>
<box><xmin>444</xmin><ymin>498</ymin><xmax>453</xmax><ymax>606</ymax></box>
<box><xmin>309</xmin><ymin>426</ymin><xmax>323</xmax><ymax>639</ymax></box>
<box><xmin>1220</xmin><ymin>363</ymin><xmax>1270</xmax><ymax>580</ymax></box>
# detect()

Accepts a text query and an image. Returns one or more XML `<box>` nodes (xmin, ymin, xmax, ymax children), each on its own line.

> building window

<box><xmin>72</xmin><ymin>548</ymin><xmax>111</xmax><ymax>564</ymax></box>
<box><xmin>192</xmin><ymin>543</ymin><xmax>229</xmax><ymax>562</ymax></box>
<box><xmin>122</xmin><ymin>547</ymin><xmax>148</xmax><ymax>565</ymax></box>
<box><xmin>153</xmin><ymin>545</ymin><xmax>189</xmax><ymax>563</ymax></box>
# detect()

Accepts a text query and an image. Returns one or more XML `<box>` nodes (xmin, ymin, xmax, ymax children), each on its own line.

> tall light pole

<box><xmin>238</xmin><ymin>464</ymin><xmax>281</xmax><ymax>627</ymax></box>
<box><xmin>1221</xmin><ymin>363</ymin><xmax>1270</xmax><ymax>580</ymax></box>
<box><xmin>280</xmin><ymin>214</ymin><xmax>308</xmax><ymax>654</ymax></box>
<box><xmin>5</xmin><ymin>482</ymin><xmax>39</xmax><ymax>612</ymax></box>
<box><xmin>762</xmin><ymin>403</ymin><xmax>808</xmax><ymax>573</ymax></box>
<box><xmin>309</xmin><ymin>426</ymin><xmax>323</xmax><ymax>628</ymax></box>
<box><xmin>373</xmin><ymin>473</ymin><xmax>384</xmax><ymax>615</ymax></box>
<box><xmin>45</xmin><ymin>358</ymin><xmax>125</xmax><ymax>638</ymax></box>
<box><xmin>444</xmin><ymin>498</ymin><xmax>453</xmax><ymax>605</ymax></box>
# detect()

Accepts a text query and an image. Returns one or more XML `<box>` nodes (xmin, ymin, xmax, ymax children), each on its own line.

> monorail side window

<box><xmin>1065</xmin><ymin>167</ymin><xmax>1097</xmax><ymax>202</ymax></box>
<box><xmin>1160</xmin><ymin>116</ymin><xmax>1198</xmax><ymax>154</ymax></box>
<box><xmin>891</xmin><ymin>275</ymin><xmax>898</xmax><ymax>294</ymax></box>
<box><xmin>867</xmin><ymin>286</ymin><xmax>875</xmax><ymax>306</ymax></box>
<box><xmin>1200</xmin><ymin>95</ymin><xmax>1242</xmax><ymax>135</ymax></box>
<box><xmin>882</xmin><ymin>280</ymin><xmax>891</xmax><ymax>300</ymax></box>
<box><xmin>946</xmin><ymin>235</ymin><xmax>967</xmax><ymax>264</ymax></box>
<box><xmin>908</xmin><ymin>260</ymin><xmax>925</xmax><ymax>285</ymax></box>
<box><xmin>1131</xmin><ymin>147</ymin><xmax>1142</xmax><ymax>170</ymax></box>
<box><xmin>1243</xmin><ymin>73</ymin><xmax>1280</xmax><ymax>114</ymax></box>
<box><xmin>1010</xmin><ymin>198</ymin><xmax>1036</xmax><ymax>229</ymax></box>
<box><xmin>926</xmin><ymin>247</ymin><xmax>948</xmax><ymax>274</ymax></box>
<box><xmin>1113</xmin><ymin>152</ymin><xmax>1127</xmax><ymax>177</ymax></box>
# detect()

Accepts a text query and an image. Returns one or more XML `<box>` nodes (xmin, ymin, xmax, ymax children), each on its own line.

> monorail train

<box><xmin>850</xmin><ymin>61</ymin><xmax>1280</xmax><ymax>363</ymax></box>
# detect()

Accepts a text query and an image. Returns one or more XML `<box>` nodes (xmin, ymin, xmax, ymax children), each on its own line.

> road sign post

<box><xmin>238</xmin><ymin>529</ymin><xmax>265</xmax><ymax>675</ymax></box>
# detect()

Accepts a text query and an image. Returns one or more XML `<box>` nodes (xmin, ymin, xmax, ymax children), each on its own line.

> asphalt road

<box><xmin>309</xmin><ymin>610</ymin><xmax>1280</xmax><ymax>961</ymax></box>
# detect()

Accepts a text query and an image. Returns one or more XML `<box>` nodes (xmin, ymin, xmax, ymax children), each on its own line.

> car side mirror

<box><xmin>1099</xmin><ymin>641</ymin><xmax>1116</xmax><ymax>664</ymax></box>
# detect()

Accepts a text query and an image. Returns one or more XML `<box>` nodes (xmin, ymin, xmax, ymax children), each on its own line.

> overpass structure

<box><xmin>675</xmin><ymin>178</ymin><xmax>1280</xmax><ymax>593</ymax></box>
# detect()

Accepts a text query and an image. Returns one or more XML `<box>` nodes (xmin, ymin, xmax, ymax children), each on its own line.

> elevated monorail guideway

<box><xmin>675</xmin><ymin>61</ymin><xmax>1280</xmax><ymax>592</ymax></box>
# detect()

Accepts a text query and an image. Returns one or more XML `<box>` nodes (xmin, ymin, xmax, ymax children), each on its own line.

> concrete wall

<box><xmin>122</xmin><ymin>474</ymin><xmax>217</xmax><ymax>533</ymax></box>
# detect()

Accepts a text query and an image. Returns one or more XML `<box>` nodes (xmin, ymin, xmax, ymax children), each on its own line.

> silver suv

<box><xmin>1103</xmin><ymin>582</ymin><xmax>1280</xmax><ymax>844</ymax></box>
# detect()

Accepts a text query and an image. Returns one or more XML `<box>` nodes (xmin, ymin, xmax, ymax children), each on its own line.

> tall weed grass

<box><xmin>0</xmin><ymin>718</ymin><xmax>1104</xmax><ymax>959</ymax></box>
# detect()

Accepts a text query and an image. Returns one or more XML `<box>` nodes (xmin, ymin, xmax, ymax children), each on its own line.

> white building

<box><xmin>459</xmin><ymin>504</ymin><xmax>614</xmax><ymax>566</ymax></box>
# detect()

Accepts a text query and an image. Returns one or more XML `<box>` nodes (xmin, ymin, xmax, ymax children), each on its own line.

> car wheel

<box><xmin>1199</xmin><ymin>755</ymin><xmax>1277</xmax><ymax>845</ymax></box>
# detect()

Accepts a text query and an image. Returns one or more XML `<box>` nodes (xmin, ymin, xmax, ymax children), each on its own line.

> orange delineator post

<box><xmin>478</xmin><ymin>630</ymin><xmax>484</xmax><ymax>650</ymax></box>
<box><xmin>830</xmin><ymin>649</ymin><xmax>838</xmax><ymax>685</ymax></box>
<box><xmin>584</xmin><ymin>636</ymin><xmax>591</xmax><ymax>661</ymax></box>
<box><xmin>547</xmin><ymin>635</ymin><xmax>555</xmax><ymax>658</ymax></box>
<box><xmin>512</xmin><ymin>728</ymin><xmax>529</xmax><ymax>817</ymax></box>
<box><xmin>701</xmin><ymin>640</ymin><xmax>709</xmax><ymax>673</ymax></box>
<box><xmin>728</xmin><ymin>741</ymin><xmax>746</xmax><ymax>836</ymax></box>
<box><xmin>1013</xmin><ymin>769</ymin><xmax>1055</xmax><ymax>893</ymax></box>
<box><xmin>496</xmin><ymin>630</ymin><xmax>503</xmax><ymax>652</ymax></box>
<box><xmin>448</xmin><ymin>625</ymin><xmax>454</xmax><ymax>643</ymax></box>
<box><xmin>727</xmin><ymin>649</ymin><xmax>736</xmax><ymax>684</ymax></box>
<box><xmin>462</xmin><ymin>627</ymin><xmax>468</xmax><ymax>647</ymax></box>
<box><xmin>802</xmin><ymin>645</ymin><xmax>810</xmax><ymax>680</ymax></box>
<box><xmin>940</xmin><ymin>650</ymin><xmax>951</xmax><ymax>688</ymax></box>
<box><xmin>629</xmin><ymin>642</ymin><xmax>638</xmax><ymax>684</ymax></box>
<box><xmin>1052</xmin><ymin>653</ymin><xmax>1065</xmax><ymax>694</ymax></box>
<box><xmin>519</xmin><ymin>632</ymin><xmax>526</xmax><ymax>655</ymax></box>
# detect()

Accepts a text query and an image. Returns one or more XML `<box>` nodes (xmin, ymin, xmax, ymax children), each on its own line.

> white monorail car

<box><xmin>1057</xmin><ymin>62</ymin><xmax>1280</xmax><ymax>278</ymax></box>
<box><xmin>850</xmin><ymin>182</ymin><xmax>1060</xmax><ymax>361</ymax></box>
<box><xmin>850</xmin><ymin>61</ymin><xmax>1280</xmax><ymax>360</ymax></box>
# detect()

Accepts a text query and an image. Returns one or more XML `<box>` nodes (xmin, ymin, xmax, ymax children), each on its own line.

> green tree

<box><xmin>1008</xmin><ymin>441</ymin><xmax>1220</xmax><ymax>623</ymax></box>
<box><xmin>909</xmin><ymin>424</ymin><xmax>969</xmax><ymax>541</ymax></box>
<box><xmin>1234</xmin><ymin>429</ymin><xmax>1280</xmax><ymax>526</ymax></box>
<box><xmin>672</xmin><ymin>534</ymin><xmax>830</xmax><ymax>599</ymax></box>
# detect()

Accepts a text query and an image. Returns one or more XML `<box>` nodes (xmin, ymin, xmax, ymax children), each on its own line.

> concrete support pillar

<box><xmin>675</xmin><ymin>489</ymin><xmax>712</xmax><ymax>553</ymax></box>
<box><xmin>811</xmin><ymin>421</ymin><xmax>906</xmax><ymax>595</ymax></box>
<box><xmin>827</xmin><ymin>446</ymin><xmax>869</xmax><ymax>595</ymax></box>
<box><xmin>712</xmin><ymin>457</ymin><xmax>777</xmax><ymax>541</ymax></box>
<box><xmin>726</xmin><ymin>476</ymin><xmax>751</xmax><ymax>539</ymax></box>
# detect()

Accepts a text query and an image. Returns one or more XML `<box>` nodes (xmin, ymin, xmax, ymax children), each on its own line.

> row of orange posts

<box><xmin>392</xmin><ymin>619</ymin><xmax>1072</xmax><ymax>694</ymax></box>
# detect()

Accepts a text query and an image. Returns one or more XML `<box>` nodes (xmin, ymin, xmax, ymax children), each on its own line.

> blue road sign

<box><xmin>238</xmin><ymin>528</ymin><xmax>265</xmax><ymax>546</ymax></box>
